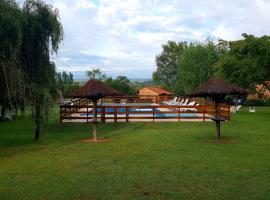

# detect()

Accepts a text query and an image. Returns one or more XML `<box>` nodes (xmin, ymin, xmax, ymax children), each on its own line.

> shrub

<box><xmin>264</xmin><ymin>99</ymin><xmax>270</xmax><ymax>107</ymax></box>
<box><xmin>244</xmin><ymin>99</ymin><xmax>266</xmax><ymax>106</ymax></box>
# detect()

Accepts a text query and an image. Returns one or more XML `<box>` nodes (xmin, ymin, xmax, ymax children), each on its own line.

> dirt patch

<box><xmin>77</xmin><ymin>138</ymin><xmax>112</xmax><ymax>143</ymax></box>
<box><xmin>198</xmin><ymin>137</ymin><xmax>238</xmax><ymax>144</ymax></box>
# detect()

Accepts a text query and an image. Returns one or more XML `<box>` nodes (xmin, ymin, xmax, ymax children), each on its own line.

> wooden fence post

<box><xmin>228</xmin><ymin>106</ymin><xmax>231</xmax><ymax>121</ymax></box>
<box><xmin>203</xmin><ymin>106</ymin><xmax>206</xmax><ymax>122</ymax></box>
<box><xmin>87</xmin><ymin>107</ymin><xmax>89</xmax><ymax>123</ymax></box>
<box><xmin>101</xmin><ymin>107</ymin><xmax>105</xmax><ymax>123</ymax></box>
<box><xmin>178</xmin><ymin>106</ymin><xmax>180</xmax><ymax>122</ymax></box>
<box><xmin>126</xmin><ymin>107</ymin><xmax>129</xmax><ymax>122</ymax></box>
<box><xmin>152</xmin><ymin>107</ymin><xmax>155</xmax><ymax>122</ymax></box>
<box><xmin>60</xmin><ymin>106</ymin><xmax>63</xmax><ymax>123</ymax></box>
<box><xmin>114</xmin><ymin>108</ymin><xmax>117</xmax><ymax>123</ymax></box>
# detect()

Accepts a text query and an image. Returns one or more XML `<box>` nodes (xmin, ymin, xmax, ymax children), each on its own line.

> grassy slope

<box><xmin>0</xmin><ymin>107</ymin><xmax>269</xmax><ymax>200</ymax></box>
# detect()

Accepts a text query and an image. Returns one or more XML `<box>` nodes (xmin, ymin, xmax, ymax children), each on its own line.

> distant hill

<box><xmin>71</xmin><ymin>71</ymin><xmax>152</xmax><ymax>83</ymax></box>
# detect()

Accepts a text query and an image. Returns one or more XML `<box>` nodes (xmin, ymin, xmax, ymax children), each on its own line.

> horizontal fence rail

<box><xmin>103</xmin><ymin>96</ymin><xmax>210</xmax><ymax>105</ymax></box>
<box><xmin>60</xmin><ymin>104</ymin><xmax>231</xmax><ymax>123</ymax></box>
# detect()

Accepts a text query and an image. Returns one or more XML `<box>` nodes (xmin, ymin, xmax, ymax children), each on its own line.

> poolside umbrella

<box><xmin>187</xmin><ymin>77</ymin><xmax>248</xmax><ymax>140</ymax></box>
<box><xmin>70</xmin><ymin>79</ymin><xmax>123</xmax><ymax>142</ymax></box>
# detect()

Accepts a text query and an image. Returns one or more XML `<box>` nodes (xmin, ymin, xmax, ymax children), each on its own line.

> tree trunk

<box><xmin>35</xmin><ymin>126</ymin><xmax>40</xmax><ymax>140</ymax></box>
<box><xmin>1</xmin><ymin>105</ymin><xmax>5</xmax><ymax>117</ymax></box>
<box><xmin>34</xmin><ymin>103</ymin><xmax>41</xmax><ymax>140</ymax></box>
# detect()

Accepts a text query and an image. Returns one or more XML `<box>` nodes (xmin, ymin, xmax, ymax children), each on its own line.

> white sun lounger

<box><xmin>188</xmin><ymin>101</ymin><xmax>196</xmax><ymax>106</ymax></box>
<box><xmin>180</xmin><ymin>101</ymin><xmax>197</xmax><ymax>112</ymax></box>
<box><xmin>179</xmin><ymin>98</ymin><xmax>185</xmax><ymax>104</ymax></box>
<box><xmin>182</xmin><ymin>99</ymin><xmax>189</xmax><ymax>106</ymax></box>
<box><xmin>163</xmin><ymin>97</ymin><xmax>177</xmax><ymax>104</ymax></box>
<box><xmin>231</xmin><ymin>105</ymin><xmax>242</xmax><ymax>114</ymax></box>
<box><xmin>249</xmin><ymin>107</ymin><xmax>255</xmax><ymax>114</ymax></box>
<box><xmin>236</xmin><ymin>105</ymin><xmax>241</xmax><ymax>113</ymax></box>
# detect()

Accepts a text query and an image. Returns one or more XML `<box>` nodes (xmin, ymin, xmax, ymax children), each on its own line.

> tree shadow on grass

<box><xmin>97</xmin><ymin>122</ymin><xmax>151</xmax><ymax>138</ymax></box>
<box><xmin>0</xmin><ymin>137</ymin><xmax>36</xmax><ymax>148</ymax></box>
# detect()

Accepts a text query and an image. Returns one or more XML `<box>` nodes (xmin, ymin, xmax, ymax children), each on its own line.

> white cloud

<box><xmin>75</xmin><ymin>0</ymin><xmax>96</xmax><ymax>9</ymax></box>
<box><xmin>37</xmin><ymin>0</ymin><xmax>270</xmax><ymax>79</ymax></box>
<box><xmin>59</xmin><ymin>57</ymin><xmax>71</xmax><ymax>62</ymax></box>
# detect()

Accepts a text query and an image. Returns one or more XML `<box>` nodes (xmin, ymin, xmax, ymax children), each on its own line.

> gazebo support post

<box><xmin>214</xmin><ymin>100</ymin><xmax>221</xmax><ymax>140</ymax></box>
<box><xmin>92</xmin><ymin>123</ymin><xmax>97</xmax><ymax>142</ymax></box>
<box><xmin>92</xmin><ymin>100</ymin><xmax>98</xmax><ymax>142</ymax></box>
<box><xmin>215</xmin><ymin>121</ymin><xmax>221</xmax><ymax>140</ymax></box>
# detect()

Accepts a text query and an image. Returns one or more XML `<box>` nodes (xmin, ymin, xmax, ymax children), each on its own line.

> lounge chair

<box><xmin>164</xmin><ymin>97</ymin><xmax>183</xmax><ymax>105</ymax></box>
<box><xmin>0</xmin><ymin>115</ymin><xmax>12</xmax><ymax>121</ymax></box>
<box><xmin>163</xmin><ymin>97</ymin><xmax>177</xmax><ymax>104</ymax></box>
<box><xmin>249</xmin><ymin>107</ymin><xmax>255</xmax><ymax>114</ymax></box>
<box><xmin>181</xmin><ymin>99</ymin><xmax>189</xmax><ymax>106</ymax></box>
<box><xmin>235</xmin><ymin>105</ymin><xmax>241</xmax><ymax>113</ymax></box>
<box><xmin>172</xmin><ymin>97</ymin><xmax>178</xmax><ymax>102</ymax></box>
<box><xmin>188</xmin><ymin>101</ymin><xmax>196</xmax><ymax>106</ymax></box>
<box><xmin>178</xmin><ymin>98</ymin><xmax>185</xmax><ymax>105</ymax></box>
<box><xmin>180</xmin><ymin>101</ymin><xmax>197</xmax><ymax>112</ymax></box>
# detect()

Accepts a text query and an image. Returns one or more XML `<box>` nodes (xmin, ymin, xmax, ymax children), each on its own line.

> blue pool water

<box><xmin>155</xmin><ymin>113</ymin><xmax>197</xmax><ymax>118</ymax></box>
<box><xmin>80</xmin><ymin>110</ymin><xmax>197</xmax><ymax>118</ymax></box>
<box><xmin>79</xmin><ymin>104</ymin><xmax>198</xmax><ymax>118</ymax></box>
<box><xmin>80</xmin><ymin>107</ymin><xmax>158</xmax><ymax>114</ymax></box>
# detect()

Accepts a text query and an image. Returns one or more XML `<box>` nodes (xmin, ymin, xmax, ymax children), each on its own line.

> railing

<box><xmin>61</xmin><ymin>98</ymin><xmax>90</xmax><ymax>112</ymax></box>
<box><xmin>102</xmin><ymin>96</ymin><xmax>211</xmax><ymax>104</ymax></box>
<box><xmin>60</xmin><ymin>104</ymin><xmax>231</xmax><ymax>123</ymax></box>
<box><xmin>103</xmin><ymin>95</ymin><xmax>167</xmax><ymax>104</ymax></box>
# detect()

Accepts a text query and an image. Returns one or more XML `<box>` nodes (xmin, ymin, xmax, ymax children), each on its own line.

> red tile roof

<box><xmin>140</xmin><ymin>87</ymin><xmax>172</xmax><ymax>95</ymax></box>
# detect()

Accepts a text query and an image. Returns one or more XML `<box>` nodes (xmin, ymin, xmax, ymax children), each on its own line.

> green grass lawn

<box><xmin>0</xmin><ymin>107</ymin><xmax>270</xmax><ymax>200</ymax></box>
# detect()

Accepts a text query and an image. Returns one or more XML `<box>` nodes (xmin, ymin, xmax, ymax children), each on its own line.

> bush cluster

<box><xmin>244</xmin><ymin>99</ymin><xmax>270</xmax><ymax>106</ymax></box>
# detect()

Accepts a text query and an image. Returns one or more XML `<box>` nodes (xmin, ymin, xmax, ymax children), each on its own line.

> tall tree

<box><xmin>153</xmin><ymin>41</ymin><xmax>187</xmax><ymax>93</ymax></box>
<box><xmin>216</xmin><ymin>34</ymin><xmax>270</xmax><ymax>90</ymax></box>
<box><xmin>56</xmin><ymin>71</ymin><xmax>79</xmax><ymax>98</ymax></box>
<box><xmin>177</xmin><ymin>42</ymin><xmax>219</xmax><ymax>94</ymax></box>
<box><xmin>153</xmin><ymin>41</ymin><xmax>222</xmax><ymax>95</ymax></box>
<box><xmin>86</xmin><ymin>68</ymin><xmax>107</xmax><ymax>81</ymax></box>
<box><xmin>21</xmin><ymin>0</ymin><xmax>63</xmax><ymax>140</ymax></box>
<box><xmin>0</xmin><ymin>0</ymin><xmax>24</xmax><ymax>117</ymax></box>
<box><xmin>105</xmin><ymin>76</ymin><xmax>136</xmax><ymax>95</ymax></box>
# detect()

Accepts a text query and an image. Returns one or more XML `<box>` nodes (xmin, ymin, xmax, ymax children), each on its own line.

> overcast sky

<box><xmin>21</xmin><ymin>0</ymin><xmax>270</xmax><ymax>79</ymax></box>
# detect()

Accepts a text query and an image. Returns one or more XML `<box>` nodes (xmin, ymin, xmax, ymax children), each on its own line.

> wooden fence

<box><xmin>102</xmin><ymin>96</ymin><xmax>211</xmax><ymax>104</ymax></box>
<box><xmin>60</xmin><ymin>104</ymin><xmax>231</xmax><ymax>123</ymax></box>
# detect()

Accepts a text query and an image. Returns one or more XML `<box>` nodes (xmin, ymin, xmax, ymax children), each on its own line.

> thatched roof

<box><xmin>187</xmin><ymin>77</ymin><xmax>248</xmax><ymax>101</ymax></box>
<box><xmin>70</xmin><ymin>79</ymin><xmax>123</xmax><ymax>100</ymax></box>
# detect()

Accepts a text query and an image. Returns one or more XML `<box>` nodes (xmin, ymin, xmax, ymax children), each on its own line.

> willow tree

<box><xmin>21</xmin><ymin>0</ymin><xmax>63</xmax><ymax>140</ymax></box>
<box><xmin>0</xmin><ymin>0</ymin><xmax>25</xmax><ymax>117</ymax></box>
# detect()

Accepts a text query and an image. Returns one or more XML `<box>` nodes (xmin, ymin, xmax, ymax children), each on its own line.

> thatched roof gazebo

<box><xmin>71</xmin><ymin>79</ymin><xmax>123</xmax><ymax>100</ymax></box>
<box><xmin>188</xmin><ymin>77</ymin><xmax>248</xmax><ymax>140</ymax></box>
<box><xmin>70</xmin><ymin>79</ymin><xmax>123</xmax><ymax>142</ymax></box>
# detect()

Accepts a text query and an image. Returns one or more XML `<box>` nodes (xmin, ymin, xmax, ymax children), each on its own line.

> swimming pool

<box><xmin>80</xmin><ymin>110</ymin><xmax>198</xmax><ymax>118</ymax></box>
<box><xmin>78</xmin><ymin>103</ymin><xmax>198</xmax><ymax>118</ymax></box>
